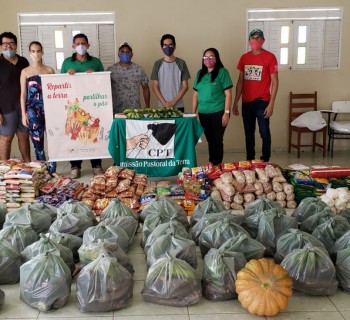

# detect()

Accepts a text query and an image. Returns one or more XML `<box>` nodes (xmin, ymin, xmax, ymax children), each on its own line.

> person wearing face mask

<box><xmin>192</xmin><ymin>48</ymin><xmax>233</xmax><ymax>165</ymax></box>
<box><xmin>107</xmin><ymin>42</ymin><xmax>150</xmax><ymax>114</ymax></box>
<box><xmin>20</xmin><ymin>41</ymin><xmax>58</xmax><ymax>177</ymax></box>
<box><xmin>61</xmin><ymin>33</ymin><xmax>104</xmax><ymax>179</ymax></box>
<box><xmin>151</xmin><ymin>34</ymin><xmax>190</xmax><ymax>112</ymax></box>
<box><xmin>0</xmin><ymin>31</ymin><xmax>31</xmax><ymax>163</ymax></box>
<box><xmin>232</xmin><ymin>29</ymin><xmax>279</xmax><ymax>163</ymax></box>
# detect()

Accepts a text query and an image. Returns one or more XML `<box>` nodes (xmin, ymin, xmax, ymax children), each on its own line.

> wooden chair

<box><xmin>288</xmin><ymin>91</ymin><xmax>327</xmax><ymax>158</ymax></box>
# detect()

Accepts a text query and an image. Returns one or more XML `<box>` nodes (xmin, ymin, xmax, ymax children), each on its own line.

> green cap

<box><xmin>249</xmin><ymin>29</ymin><xmax>264</xmax><ymax>38</ymax></box>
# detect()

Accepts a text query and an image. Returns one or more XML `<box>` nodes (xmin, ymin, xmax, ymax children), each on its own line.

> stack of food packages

<box><xmin>203</xmin><ymin>160</ymin><xmax>297</xmax><ymax>210</ymax></box>
<box><xmin>284</xmin><ymin>164</ymin><xmax>329</xmax><ymax>204</ymax></box>
<box><xmin>78</xmin><ymin>166</ymin><xmax>148</xmax><ymax>215</ymax></box>
<box><xmin>0</xmin><ymin>159</ymin><xmax>51</xmax><ymax>210</ymax></box>
<box><xmin>38</xmin><ymin>176</ymin><xmax>86</xmax><ymax>207</ymax></box>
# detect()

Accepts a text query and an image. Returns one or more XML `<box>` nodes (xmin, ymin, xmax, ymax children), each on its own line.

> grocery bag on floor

<box><xmin>219</xmin><ymin>233</ymin><xmax>265</xmax><ymax>261</ymax></box>
<box><xmin>0</xmin><ymin>288</ymin><xmax>4</xmax><ymax>308</ymax></box>
<box><xmin>144</xmin><ymin>218</ymin><xmax>191</xmax><ymax>254</ymax></box>
<box><xmin>281</xmin><ymin>245</ymin><xmax>338</xmax><ymax>295</ymax></box>
<box><xmin>28</xmin><ymin>202</ymin><xmax>57</xmax><ymax>222</ymax></box>
<box><xmin>0</xmin><ymin>224</ymin><xmax>37</xmax><ymax>253</ymax></box>
<box><xmin>335</xmin><ymin>247</ymin><xmax>350</xmax><ymax>292</ymax></box>
<box><xmin>0</xmin><ymin>203</ymin><xmax>8</xmax><ymax>228</ymax></box>
<box><xmin>21</xmin><ymin>233</ymin><xmax>75</xmax><ymax>273</ymax></box>
<box><xmin>244</xmin><ymin>198</ymin><xmax>282</xmax><ymax>218</ymax></box>
<box><xmin>146</xmin><ymin>233</ymin><xmax>197</xmax><ymax>268</ymax></box>
<box><xmin>58</xmin><ymin>199</ymin><xmax>97</xmax><ymax>225</ymax></box>
<box><xmin>300</xmin><ymin>207</ymin><xmax>335</xmax><ymax>233</ymax></box>
<box><xmin>20</xmin><ymin>251</ymin><xmax>72</xmax><ymax>311</ymax></box>
<box><xmin>100</xmin><ymin>198</ymin><xmax>139</xmax><ymax>222</ymax></box>
<box><xmin>191</xmin><ymin>196</ymin><xmax>226</xmax><ymax>226</ymax></box>
<box><xmin>141</xmin><ymin>255</ymin><xmax>201</xmax><ymax>306</ymax></box>
<box><xmin>4</xmin><ymin>204</ymin><xmax>52</xmax><ymax>233</ymax></box>
<box><xmin>76</xmin><ymin>253</ymin><xmax>133</xmax><ymax>312</ymax></box>
<box><xmin>292</xmin><ymin>197</ymin><xmax>329</xmax><ymax>223</ymax></box>
<box><xmin>275</xmin><ymin>228</ymin><xmax>325</xmax><ymax>264</ymax></box>
<box><xmin>191</xmin><ymin>210</ymin><xmax>245</xmax><ymax>244</ymax></box>
<box><xmin>78</xmin><ymin>240</ymin><xmax>134</xmax><ymax>275</ymax></box>
<box><xmin>202</xmin><ymin>248</ymin><xmax>246</xmax><ymax>301</ymax></box>
<box><xmin>0</xmin><ymin>238</ymin><xmax>21</xmax><ymax>284</ymax></box>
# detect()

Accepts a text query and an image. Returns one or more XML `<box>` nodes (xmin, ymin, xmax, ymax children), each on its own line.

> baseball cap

<box><xmin>119</xmin><ymin>42</ymin><xmax>132</xmax><ymax>51</ymax></box>
<box><xmin>249</xmin><ymin>29</ymin><xmax>264</xmax><ymax>38</ymax></box>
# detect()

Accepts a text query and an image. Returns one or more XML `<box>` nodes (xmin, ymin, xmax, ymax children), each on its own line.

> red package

<box><xmin>221</xmin><ymin>162</ymin><xmax>236</xmax><ymax>172</ymax></box>
<box><xmin>234</xmin><ymin>161</ymin><xmax>252</xmax><ymax>170</ymax></box>
<box><xmin>310</xmin><ymin>167</ymin><xmax>350</xmax><ymax>178</ymax></box>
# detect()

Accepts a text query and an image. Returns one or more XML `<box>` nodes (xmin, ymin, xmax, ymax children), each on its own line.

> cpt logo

<box><xmin>126</xmin><ymin>120</ymin><xmax>176</xmax><ymax>159</ymax></box>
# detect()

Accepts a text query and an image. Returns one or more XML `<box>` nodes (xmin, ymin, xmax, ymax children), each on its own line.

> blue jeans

<box><xmin>242</xmin><ymin>100</ymin><xmax>271</xmax><ymax>162</ymax></box>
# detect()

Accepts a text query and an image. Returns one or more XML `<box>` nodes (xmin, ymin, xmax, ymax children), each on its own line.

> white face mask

<box><xmin>75</xmin><ymin>44</ymin><xmax>88</xmax><ymax>55</ymax></box>
<box><xmin>29</xmin><ymin>52</ymin><xmax>43</xmax><ymax>62</ymax></box>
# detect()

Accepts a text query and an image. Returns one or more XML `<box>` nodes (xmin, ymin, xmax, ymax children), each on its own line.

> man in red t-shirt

<box><xmin>232</xmin><ymin>29</ymin><xmax>279</xmax><ymax>162</ymax></box>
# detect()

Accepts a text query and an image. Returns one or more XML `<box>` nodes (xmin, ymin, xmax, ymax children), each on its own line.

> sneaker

<box><xmin>70</xmin><ymin>167</ymin><xmax>81</xmax><ymax>179</ymax></box>
<box><xmin>92</xmin><ymin>166</ymin><xmax>104</xmax><ymax>176</ymax></box>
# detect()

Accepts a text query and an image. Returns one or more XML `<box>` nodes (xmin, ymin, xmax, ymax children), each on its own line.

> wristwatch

<box><xmin>225</xmin><ymin>110</ymin><xmax>230</xmax><ymax>114</ymax></box>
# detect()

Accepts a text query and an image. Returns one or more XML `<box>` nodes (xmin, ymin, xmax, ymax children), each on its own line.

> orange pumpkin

<box><xmin>235</xmin><ymin>258</ymin><xmax>293</xmax><ymax>316</ymax></box>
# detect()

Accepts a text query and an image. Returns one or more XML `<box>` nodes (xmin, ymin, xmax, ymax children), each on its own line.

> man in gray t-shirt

<box><xmin>151</xmin><ymin>34</ymin><xmax>190</xmax><ymax>112</ymax></box>
<box><xmin>107</xmin><ymin>42</ymin><xmax>150</xmax><ymax>114</ymax></box>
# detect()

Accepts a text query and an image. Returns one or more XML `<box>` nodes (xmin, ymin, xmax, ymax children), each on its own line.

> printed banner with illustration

<box><xmin>108</xmin><ymin>117</ymin><xmax>204</xmax><ymax>177</ymax></box>
<box><xmin>41</xmin><ymin>72</ymin><xmax>113</xmax><ymax>161</ymax></box>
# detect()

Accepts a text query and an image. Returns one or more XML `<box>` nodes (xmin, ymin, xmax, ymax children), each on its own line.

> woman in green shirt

<box><xmin>192</xmin><ymin>48</ymin><xmax>233</xmax><ymax>165</ymax></box>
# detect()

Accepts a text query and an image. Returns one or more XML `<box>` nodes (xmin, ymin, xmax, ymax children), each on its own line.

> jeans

<box><xmin>198</xmin><ymin>110</ymin><xmax>226</xmax><ymax>165</ymax></box>
<box><xmin>242</xmin><ymin>100</ymin><xmax>271</xmax><ymax>162</ymax></box>
<box><xmin>70</xmin><ymin>159</ymin><xmax>102</xmax><ymax>169</ymax></box>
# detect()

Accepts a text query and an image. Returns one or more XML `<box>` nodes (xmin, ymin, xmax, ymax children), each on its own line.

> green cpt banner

<box><xmin>108</xmin><ymin>117</ymin><xmax>204</xmax><ymax>177</ymax></box>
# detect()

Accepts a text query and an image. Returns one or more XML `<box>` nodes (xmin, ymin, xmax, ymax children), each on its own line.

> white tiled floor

<box><xmin>1</xmin><ymin>148</ymin><xmax>350</xmax><ymax>319</ymax></box>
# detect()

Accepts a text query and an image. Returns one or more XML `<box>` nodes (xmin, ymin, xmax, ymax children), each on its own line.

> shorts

<box><xmin>0</xmin><ymin>109</ymin><xmax>28</xmax><ymax>135</ymax></box>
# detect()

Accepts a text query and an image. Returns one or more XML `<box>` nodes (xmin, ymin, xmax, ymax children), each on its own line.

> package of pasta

<box><xmin>132</xmin><ymin>173</ymin><xmax>148</xmax><ymax>186</ymax></box>
<box><xmin>90</xmin><ymin>175</ymin><xmax>106</xmax><ymax>194</ymax></box>
<box><xmin>104</xmin><ymin>166</ymin><xmax>123</xmax><ymax>179</ymax></box>
<box><xmin>120</xmin><ymin>196</ymin><xmax>140</xmax><ymax>210</ymax></box>
<box><xmin>104</xmin><ymin>177</ymin><xmax>118</xmax><ymax>193</ymax></box>
<box><xmin>118</xmin><ymin>168</ymin><xmax>135</xmax><ymax>180</ymax></box>
<box><xmin>115</xmin><ymin>178</ymin><xmax>131</xmax><ymax>193</ymax></box>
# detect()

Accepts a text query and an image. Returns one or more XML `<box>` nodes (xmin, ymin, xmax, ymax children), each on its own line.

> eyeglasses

<box><xmin>1</xmin><ymin>41</ymin><xmax>16</xmax><ymax>47</ymax></box>
<box><xmin>202</xmin><ymin>55</ymin><xmax>215</xmax><ymax>60</ymax></box>
<box><xmin>162</xmin><ymin>44</ymin><xmax>174</xmax><ymax>48</ymax></box>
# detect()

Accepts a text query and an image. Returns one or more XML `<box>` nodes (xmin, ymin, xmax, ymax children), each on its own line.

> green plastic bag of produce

<box><xmin>20</xmin><ymin>251</ymin><xmax>72</xmax><ymax>311</ymax></box>
<box><xmin>191</xmin><ymin>210</ymin><xmax>245</xmax><ymax>245</ymax></box>
<box><xmin>49</xmin><ymin>210</ymin><xmax>93</xmax><ymax>237</ymax></box>
<box><xmin>311</xmin><ymin>215</ymin><xmax>350</xmax><ymax>252</ymax></box>
<box><xmin>0</xmin><ymin>238</ymin><xmax>21</xmax><ymax>284</ymax></box>
<box><xmin>141</xmin><ymin>206</ymin><xmax>189</xmax><ymax>248</ymax></box>
<box><xmin>141</xmin><ymin>255</ymin><xmax>201</xmax><ymax>306</ymax></box>
<box><xmin>0</xmin><ymin>288</ymin><xmax>4</xmax><ymax>308</ymax></box>
<box><xmin>82</xmin><ymin>224</ymin><xmax>129</xmax><ymax>253</ymax></box>
<box><xmin>275</xmin><ymin>228</ymin><xmax>325</xmax><ymax>264</ymax></box>
<box><xmin>46</xmin><ymin>231</ymin><xmax>83</xmax><ymax>263</ymax></box>
<box><xmin>191</xmin><ymin>196</ymin><xmax>226</xmax><ymax>226</ymax></box>
<box><xmin>281</xmin><ymin>245</ymin><xmax>338</xmax><ymax>295</ymax></box>
<box><xmin>146</xmin><ymin>233</ymin><xmax>197</xmax><ymax>268</ymax></box>
<box><xmin>27</xmin><ymin>202</ymin><xmax>57</xmax><ymax>222</ymax></box>
<box><xmin>21</xmin><ymin>233</ymin><xmax>75</xmax><ymax>273</ymax></box>
<box><xmin>0</xmin><ymin>203</ymin><xmax>8</xmax><ymax>229</ymax></box>
<box><xmin>257</xmin><ymin>208</ymin><xmax>298</xmax><ymax>256</ymax></box>
<box><xmin>292</xmin><ymin>197</ymin><xmax>329</xmax><ymax>223</ymax></box>
<box><xmin>0</xmin><ymin>224</ymin><xmax>37</xmax><ymax>253</ymax></box>
<box><xmin>219</xmin><ymin>233</ymin><xmax>265</xmax><ymax>261</ymax></box>
<box><xmin>338</xmin><ymin>208</ymin><xmax>350</xmax><ymax>225</ymax></box>
<box><xmin>58</xmin><ymin>199</ymin><xmax>97</xmax><ymax>224</ymax></box>
<box><xmin>202</xmin><ymin>248</ymin><xmax>246</xmax><ymax>301</ymax></box>
<box><xmin>335</xmin><ymin>247</ymin><xmax>350</xmax><ymax>292</ymax></box>
<box><xmin>300</xmin><ymin>207</ymin><xmax>335</xmax><ymax>233</ymax></box>
<box><xmin>199</xmin><ymin>218</ymin><xmax>250</xmax><ymax>257</ymax></box>
<box><xmin>100</xmin><ymin>198</ymin><xmax>139</xmax><ymax>221</ymax></box>
<box><xmin>242</xmin><ymin>205</ymin><xmax>286</xmax><ymax>239</ymax></box>
<box><xmin>140</xmin><ymin>197</ymin><xmax>189</xmax><ymax>229</ymax></box>
<box><xmin>100</xmin><ymin>216</ymin><xmax>138</xmax><ymax>246</ymax></box>
<box><xmin>4</xmin><ymin>204</ymin><xmax>52</xmax><ymax>234</ymax></box>
<box><xmin>244</xmin><ymin>198</ymin><xmax>282</xmax><ymax>218</ymax></box>
<box><xmin>78</xmin><ymin>240</ymin><xmax>134</xmax><ymax>275</ymax></box>
<box><xmin>144</xmin><ymin>218</ymin><xmax>191</xmax><ymax>254</ymax></box>
<box><xmin>76</xmin><ymin>253</ymin><xmax>133</xmax><ymax>312</ymax></box>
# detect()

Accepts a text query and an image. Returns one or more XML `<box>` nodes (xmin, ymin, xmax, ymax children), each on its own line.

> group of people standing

<box><xmin>0</xmin><ymin>29</ymin><xmax>278</xmax><ymax>178</ymax></box>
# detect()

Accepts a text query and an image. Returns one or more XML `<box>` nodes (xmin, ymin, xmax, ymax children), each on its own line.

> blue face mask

<box><xmin>2</xmin><ymin>50</ymin><xmax>16</xmax><ymax>58</ymax></box>
<box><xmin>162</xmin><ymin>46</ymin><xmax>175</xmax><ymax>57</ymax></box>
<box><xmin>119</xmin><ymin>52</ymin><xmax>132</xmax><ymax>64</ymax></box>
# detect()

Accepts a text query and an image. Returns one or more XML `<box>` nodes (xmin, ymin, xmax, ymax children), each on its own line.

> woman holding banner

<box><xmin>20</xmin><ymin>41</ymin><xmax>58</xmax><ymax>176</ymax></box>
